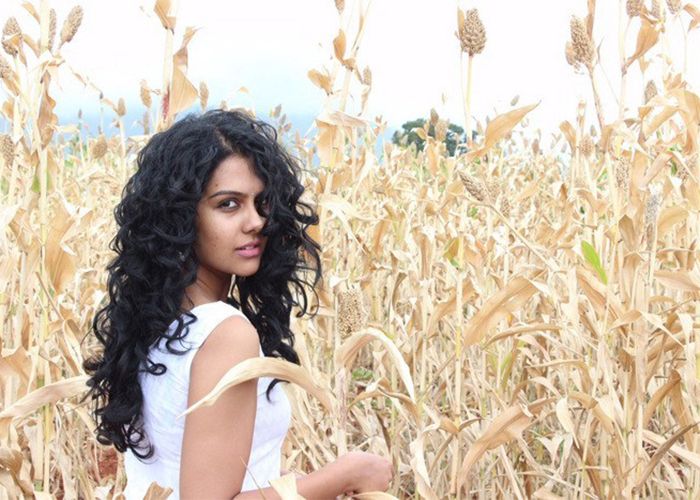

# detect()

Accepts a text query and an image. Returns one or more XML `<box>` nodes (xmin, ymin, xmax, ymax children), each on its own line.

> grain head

<box><xmin>627</xmin><ymin>0</ymin><xmax>643</xmax><ymax>17</ymax></box>
<box><xmin>565</xmin><ymin>41</ymin><xmax>579</xmax><ymax>70</ymax></box>
<box><xmin>580</xmin><ymin>135</ymin><xmax>594</xmax><ymax>157</ymax></box>
<box><xmin>435</xmin><ymin>119</ymin><xmax>448</xmax><ymax>142</ymax></box>
<box><xmin>458</xmin><ymin>171</ymin><xmax>488</xmax><ymax>202</ymax></box>
<box><xmin>651</xmin><ymin>0</ymin><xmax>662</xmax><ymax>19</ymax></box>
<box><xmin>60</xmin><ymin>6</ymin><xmax>84</xmax><ymax>47</ymax></box>
<box><xmin>362</xmin><ymin>67</ymin><xmax>372</xmax><ymax>86</ymax></box>
<box><xmin>335</xmin><ymin>0</ymin><xmax>345</xmax><ymax>14</ymax></box>
<box><xmin>666</xmin><ymin>0</ymin><xmax>682</xmax><ymax>14</ymax></box>
<box><xmin>459</xmin><ymin>9</ymin><xmax>486</xmax><ymax>56</ymax></box>
<box><xmin>486</xmin><ymin>178</ymin><xmax>500</xmax><ymax>203</ymax></box>
<box><xmin>644</xmin><ymin>80</ymin><xmax>658</xmax><ymax>103</ymax></box>
<box><xmin>116</xmin><ymin>98</ymin><xmax>126</xmax><ymax>117</ymax></box>
<box><xmin>0</xmin><ymin>133</ymin><xmax>14</xmax><ymax>166</ymax></box>
<box><xmin>2</xmin><ymin>17</ymin><xmax>22</xmax><ymax>57</ymax></box>
<box><xmin>0</xmin><ymin>54</ymin><xmax>11</xmax><ymax>80</ymax></box>
<box><xmin>91</xmin><ymin>135</ymin><xmax>108</xmax><ymax>159</ymax></box>
<box><xmin>48</xmin><ymin>9</ymin><xmax>57</xmax><ymax>51</ymax></box>
<box><xmin>139</xmin><ymin>80</ymin><xmax>152</xmax><ymax>108</ymax></box>
<box><xmin>500</xmin><ymin>195</ymin><xmax>511</xmax><ymax>217</ymax></box>
<box><xmin>615</xmin><ymin>156</ymin><xmax>631</xmax><ymax>195</ymax></box>
<box><xmin>199</xmin><ymin>81</ymin><xmax>209</xmax><ymax>110</ymax></box>
<box><xmin>570</xmin><ymin>16</ymin><xmax>594</xmax><ymax>70</ymax></box>
<box><xmin>644</xmin><ymin>185</ymin><xmax>662</xmax><ymax>247</ymax></box>
<box><xmin>337</xmin><ymin>287</ymin><xmax>366</xmax><ymax>338</ymax></box>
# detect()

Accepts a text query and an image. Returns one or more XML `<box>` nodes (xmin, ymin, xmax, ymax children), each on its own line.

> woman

<box><xmin>83</xmin><ymin>110</ymin><xmax>393</xmax><ymax>499</ymax></box>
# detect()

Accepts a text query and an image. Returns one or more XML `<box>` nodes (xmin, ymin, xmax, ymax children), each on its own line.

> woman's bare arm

<box><xmin>179</xmin><ymin>315</ymin><xmax>388</xmax><ymax>499</ymax></box>
<box><xmin>179</xmin><ymin>315</ymin><xmax>261</xmax><ymax>499</ymax></box>
<box><xmin>233</xmin><ymin>461</ymin><xmax>350</xmax><ymax>500</ymax></box>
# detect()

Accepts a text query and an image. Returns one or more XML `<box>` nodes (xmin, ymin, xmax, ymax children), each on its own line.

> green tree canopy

<box><xmin>391</xmin><ymin>118</ymin><xmax>466</xmax><ymax>156</ymax></box>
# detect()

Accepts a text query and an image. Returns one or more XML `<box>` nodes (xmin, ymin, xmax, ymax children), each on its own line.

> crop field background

<box><xmin>1</xmin><ymin>0</ymin><xmax>700</xmax><ymax>498</ymax></box>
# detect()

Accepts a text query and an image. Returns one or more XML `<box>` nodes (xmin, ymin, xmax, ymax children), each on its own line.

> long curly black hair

<box><xmin>82</xmin><ymin>109</ymin><xmax>322</xmax><ymax>459</ymax></box>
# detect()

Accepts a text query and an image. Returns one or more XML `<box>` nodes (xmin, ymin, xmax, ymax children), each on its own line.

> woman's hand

<box><xmin>335</xmin><ymin>451</ymin><xmax>393</xmax><ymax>497</ymax></box>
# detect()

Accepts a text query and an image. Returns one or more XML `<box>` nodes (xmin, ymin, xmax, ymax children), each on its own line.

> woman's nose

<box><xmin>244</xmin><ymin>202</ymin><xmax>265</xmax><ymax>232</ymax></box>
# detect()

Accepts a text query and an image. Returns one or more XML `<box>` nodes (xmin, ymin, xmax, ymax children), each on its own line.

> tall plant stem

<box><xmin>464</xmin><ymin>54</ymin><xmax>474</xmax><ymax>148</ymax></box>
<box><xmin>619</xmin><ymin>18</ymin><xmax>631</xmax><ymax>121</ymax></box>
<box><xmin>588</xmin><ymin>67</ymin><xmax>605</xmax><ymax>132</ymax></box>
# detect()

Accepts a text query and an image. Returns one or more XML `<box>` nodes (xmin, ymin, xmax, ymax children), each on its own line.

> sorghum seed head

<box><xmin>565</xmin><ymin>41</ymin><xmax>579</xmax><ymax>69</ymax></box>
<box><xmin>116</xmin><ymin>98</ymin><xmax>126</xmax><ymax>117</ymax></box>
<box><xmin>48</xmin><ymin>9</ymin><xmax>56</xmax><ymax>51</ymax></box>
<box><xmin>615</xmin><ymin>156</ymin><xmax>630</xmax><ymax>194</ymax></box>
<box><xmin>486</xmin><ymin>179</ymin><xmax>500</xmax><ymax>203</ymax></box>
<box><xmin>679</xmin><ymin>153</ymin><xmax>696</xmax><ymax>182</ymax></box>
<box><xmin>459</xmin><ymin>9</ymin><xmax>486</xmax><ymax>56</ymax></box>
<box><xmin>651</xmin><ymin>0</ymin><xmax>662</xmax><ymax>18</ymax></box>
<box><xmin>500</xmin><ymin>196</ymin><xmax>511</xmax><ymax>217</ymax></box>
<box><xmin>92</xmin><ymin>135</ymin><xmax>108</xmax><ymax>159</ymax></box>
<box><xmin>644</xmin><ymin>185</ymin><xmax>662</xmax><ymax>246</ymax></box>
<box><xmin>580</xmin><ymin>135</ymin><xmax>594</xmax><ymax>157</ymax></box>
<box><xmin>666</xmin><ymin>0</ymin><xmax>681</xmax><ymax>15</ymax></box>
<box><xmin>362</xmin><ymin>67</ymin><xmax>372</xmax><ymax>86</ymax></box>
<box><xmin>60</xmin><ymin>6</ymin><xmax>83</xmax><ymax>46</ymax></box>
<box><xmin>644</xmin><ymin>80</ymin><xmax>658</xmax><ymax>103</ymax></box>
<box><xmin>458</xmin><ymin>172</ymin><xmax>488</xmax><ymax>202</ymax></box>
<box><xmin>139</xmin><ymin>80</ymin><xmax>152</xmax><ymax>108</ymax></box>
<box><xmin>2</xmin><ymin>17</ymin><xmax>22</xmax><ymax>56</ymax></box>
<box><xmin>0</xmin><ymin>134</ymin><xmax>14</xmax><ymax>166</ymax></box>
<box><xmin>0</xmin><ymin>54</ymin><xmax>10</xmax><ymax>79</ymax></box>
<box><xmin>199</xmin><ymin>81</ymin><xmax>209</xmax><ymax>110</ymax></box>
<box><xmin>570</xmin><ymin>16</ymin><xmax>594</xmax><ymax>69</ymax></box>
<box><xmin>435</xmin><ymin>120</ymin><xmax>447</xmax><ymax>142</ymax></box>
<box><xmin>430</xmin><ymin>108</ymin><xmax>439</xmax><ymax>126</ymax></box>
<box><xmin>335</xmin><ymin>0</ymin><xmax>344</xmax><ymax>13</ymax></box>
<box><xmin>627</xmin><ymin>0</ymin><xmax>642</xmax><ymax>17</ymax></box>
<box><xmin>337</xmin><ymin>287</ymin><xmax>365</xmax><ymax>337</ymax></box>
<box><xmin>532</xmin><ymin>138</ymin><xmax>540</xmax><ymax>156</ymax></box>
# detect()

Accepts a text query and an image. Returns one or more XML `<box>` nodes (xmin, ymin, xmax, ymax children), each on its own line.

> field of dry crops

<box><xmin>2</xmin><ymin>0</ymin><xmax>700</xmax><ymax>498</ymax></box>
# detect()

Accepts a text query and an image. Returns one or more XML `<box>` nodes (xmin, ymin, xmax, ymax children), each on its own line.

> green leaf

<box><xmin>581</xmin><ymin>240</ymin><xmax>608</xmax><ymax>285</ymax></box>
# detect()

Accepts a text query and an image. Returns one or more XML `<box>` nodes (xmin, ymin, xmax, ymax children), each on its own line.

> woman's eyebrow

<box><xmin>207</xmin><ymin>190</ymin><xmax>262</xmax><ymax>199</ymax></box>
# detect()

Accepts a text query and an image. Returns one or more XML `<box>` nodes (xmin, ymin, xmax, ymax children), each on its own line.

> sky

<box><xmin>1</xmin><ymin>0</ymin><xmax>700</xmax><ymax>141</ymax></box>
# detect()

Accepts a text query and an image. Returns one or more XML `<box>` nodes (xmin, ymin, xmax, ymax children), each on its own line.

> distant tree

<box><xmin>392</xmin><ymin>118</ymin><xmax>467</xmax><ymax>156</ymax></box>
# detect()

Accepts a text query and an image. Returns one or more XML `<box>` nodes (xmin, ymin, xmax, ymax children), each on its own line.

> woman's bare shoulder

<box><xmin>194</xmin><ymin>314</ymin><xmax>260</xmax><ymax>368</ymax></box>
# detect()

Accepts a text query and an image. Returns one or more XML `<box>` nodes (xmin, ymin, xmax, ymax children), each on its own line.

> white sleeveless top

<box><xmin>123</xmin><ymin>301</ymin><xmax>292</xmax><ymax>498</ymax></box>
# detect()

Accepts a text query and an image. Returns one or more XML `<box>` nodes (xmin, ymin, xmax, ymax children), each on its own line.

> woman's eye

<box><xmin>219</xmin><ymin>199</ymin><xmax>239</xmax><ymax>209</ymax></box>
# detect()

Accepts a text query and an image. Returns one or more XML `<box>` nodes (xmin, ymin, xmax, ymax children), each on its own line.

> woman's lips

<box><xmin>235</xmin><ymin>243</ymin><xmax>262</xmax><ymax>258</ymax></box>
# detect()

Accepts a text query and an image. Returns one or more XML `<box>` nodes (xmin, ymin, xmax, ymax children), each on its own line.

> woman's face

<box><xmin>193</xmin><ymin>154</ymin><xmax>268</xmax><ymax>282</ymax></box>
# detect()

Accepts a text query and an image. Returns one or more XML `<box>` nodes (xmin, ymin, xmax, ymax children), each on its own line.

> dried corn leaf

<box><xmin>0</xmin><ymin>375</ymin><xmax>88</xmax><ymax>434</ymax></box>
<box><xmin>333</xmin><ymin>30</ymin><xmax>346</xmax><ymax>63</ymax></box>
<box><xmin>308</xmin><ymin>69</ymin><xmax>332</xmax><ymax>95</ymax></box>
<box><xmin>168</xmin><ymin>27</ymin><xmax>198</xmax><ymax>119</ymax></box>
<box><xmin>468</xmin><ymin>103</ymin><xmax>539</xmax><ymax>159</ymax></box>
<box><xmin>458</xmin><ymin>399</ymin><xmax>551</xmax><ymax>492</ymax></box>
<box><xmin>270</xmin><ymin>472</ymin><xmax>305</xmax><ymax>500</ymax></box>
<box><xmin>654</xmin><ymin>269</ymin><xmax>700</xmax><ymax>292</ymax></box>
<box><xmin>409</xmin><ymin>427</ymin><xmax>440</xmax><ymax>500</ymax></box>
<box><xmin>143</xmin><ymin>481</ymin><xmax>174</xmax><ymax>500</ymax></box>
<box><xmin>625</xmin><ymin>19</ymin><xmax>659</xmax><ymax>71</ymax></box>
<box><xmin>180</xmin><ymin>357</ymin><xmax>332</xmax><ymax>418</ymax></box>
<box><xmin>634</xmin><ymin>423</ymin><xmax>700</xmax><ymax>491</ymax></box>
<box><xmin>154</xmin><ymin>0</ymin><xmax>176</xmax><ymax>31</ymax></box>
<box><xmin>643</xmin><ymin>429</ymin><xmax>700</xmax><ymax>468</ymax></box>
<box><xmin>336</xmin><ymin>327</ymin><xmax>415</xmax><ymax>401</ymax></box>
<box><xmin>463</xmin><ymin>273</ymin><xmax>540</xmax><ymax>346</ymax></box>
